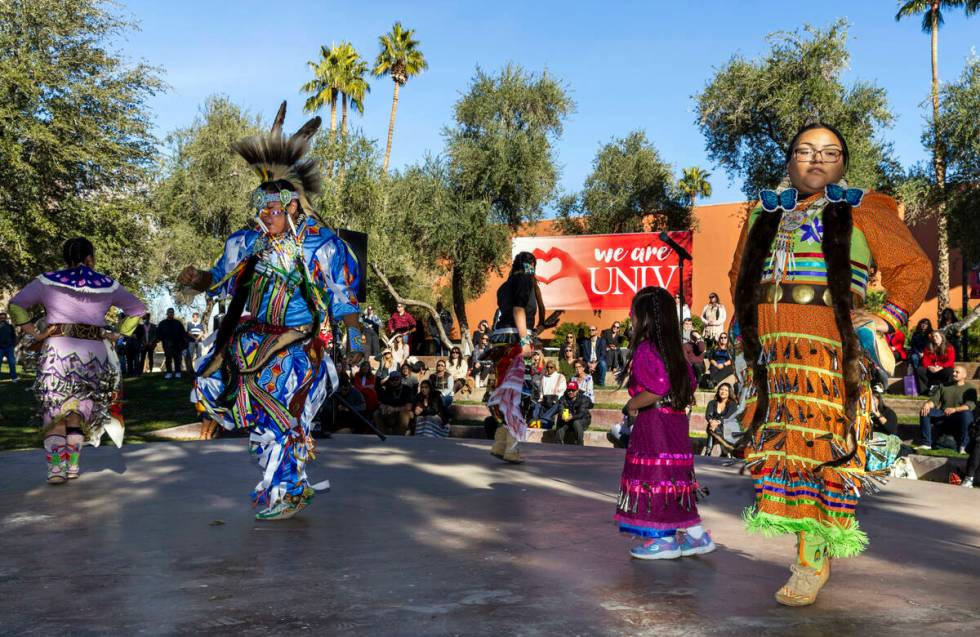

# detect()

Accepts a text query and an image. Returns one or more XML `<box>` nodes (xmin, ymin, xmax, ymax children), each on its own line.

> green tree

<box><xmin>442</xmin><ymin>64</ymin><xmax>574</xmax><ymax>336</ymax></box>
<box><xmin>302</xmin><ymin>43</ymin><xmax>346</xmax><ymax>137</ymax></box>
<box><xmin>694</xmin><ymin>20</ymin><xmax>898</xmax><ymax>200</ymax></box>
<box><xmin>678</xmin><ymin>166</ymin><xmax>713</xmax><ymax>208</ymax></box>
<box><xmin>373</xmin><ymin>22</ymin><xmax>428</xmax><ymax>173</ymax></box>
<box><xmin>557</xmin><ymin>131</ymin><xmax>686</xmax><ymax>235</ymax></box>
<box><xmin>0</xmin><ymin>0</ymin><xmax>163</xmax><ymax>291</ymax></box>
<box><xmin>338</xmin><ymin>43</ymin><xmax>370</xmax><ymax>137</ymax></box>
<box><xmin>896</xmin><ymin>0</ymin><xmax>979</xmax><ymax>313</ymax></box>
<box><xmin>150</xmin><ymin>96</ymin><xmax>261</xmax><ymax>289</ymax></box>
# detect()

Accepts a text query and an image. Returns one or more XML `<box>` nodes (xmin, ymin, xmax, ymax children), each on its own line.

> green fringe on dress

<box><xmin>743</xmin><ymin>507</ymin><xmax>869</xmax><ymax>558</ymax></box>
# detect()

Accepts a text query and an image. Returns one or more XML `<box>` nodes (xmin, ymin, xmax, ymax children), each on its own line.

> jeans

<box><xmin>0</xmin><ymin>346</ymin><xmax>16</xmax><ymax>380</ymax></box>
<box><xmin>163</xmin><ymin>346</ymin><xmax>183</xmax><ymax>374</ymax></box>
<box><xmin>919</xmin><ymin>408</ymin><xmax>973</xmax><ymax>448</ymax></box>
<box><xmin>555</xmin><ymin>417</ymin><xmax>590</xmax><ymax>445</ymax></box>
<box><xmin>916</xmin><ymin>366</ymin><xmax>953</xmax><ymax>395</ymax></box>
<box><xmin>590</xmin><ymin>358</ymin><xmax>607</xmax><ymax>387</ymax></box>
<box><xmin>965</xmin><ymin>426</ymin><xmax>980</xmax><ymax>480</ymax></box>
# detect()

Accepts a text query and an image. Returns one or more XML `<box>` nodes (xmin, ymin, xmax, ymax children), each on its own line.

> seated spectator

<box><xmin>428</xmin><ymin>359</ymin><xmax>455</xmax><ymax>408</ymax></box>
<box><xmin>916</xmin><ymin>329</ymin><xmax>955</xmax><ymax>395</ymax></box>
<box><xmin>376</xmin><ymin>349</ymin><xmax>396</xmax><ymax>384</ymax></box>
<box><xmin>705</xmin><ymin>332</ymin><xmax>736</xmax><ymax>389</ymax></box>
<box><xmin>472</xmin><ymin>319</ymin><xmax>491</xmax><ymax>347</ymax></box>
<box><xmin>684</xmin><ymin>330</ymin><xmax>706</xmax><ymax>386</ymax></box>
<box><xmin>885</xmin><ymin>329</ymin><xmax>907</xmax><ymax>363</ymax></box>
<box><xmin>373</xmin><ymin>371</ymin><xmax>416</xmax><ymax>435</ymax></box>
<box><xmin>908</xmin><ymin>318</ymin><xmax>933</xmax><ymax>377</ymax></box>
<box><xmin>962</xmin><ymin>420</ymin><xmax>979</xmax><ymax>488</ymax></box>
<box><xmin>579</xmin><ymin>325</ymin><xmax>608</xmax><ymax>387</ymax></box>
<box><xmin>703</xmin><ymin>382</ymin><xmax>738</xmax><ymax>456</ymax></box>
<box><xmin>700</xmin><ymin>292</ymin><xmax>727</xmax><ymax>347</ymax></box>
<box><xmin>939</xmin><ymin>307</ymin><xmax>962</xmax><ymax>360</ymax></box>
<box><xmin>352</xmin><ymin>362</ymin><xmax>379</xmax><ymax>415</ymax></box>
<box><xmin>559</xmin><ymin>331</ymin><xmax>579</xmax><ymax>359</ymax></box>
<box><xmin>400</xmin><ymin>362</ymin><xmax>419</xmax><ymax>392</ymax></box>
<box><xmin>390</xmin><ymin>336</ymin><xmax>409</xmax><ymax>367</ymax></box>
<box><xmin>539</xmin><ymin>360</ymin><xmax>567</xmax><ymax>411</ymax></box>
<box><xmin>318</xmin><ymin>376</ymin><xmax>367</xmax><ymax>435</ymax></box>
<box><xmin>918</xmin><ymin>365</ymin><xmax>976</xmax><ymax>453</ymax></box>
<box><xmin>414</xmin><ymin>380</ymin><xmax>449</xmax><ymax>438</ymax></box>
<box><xmin>470</xmin><ymin>333</ymin><xmax>492</xmax><ymax>388</ymax></box>
<box><xmin>554</xmin><ymin>380</ymin><xmax>593</xmax><ymax>445</ymax></box>
<box><xmin>446</xmin><ymin>346</ymin><xmax>472</xmax><ymax>396</ymax></box>
<box><xmin>571</xmin><ymin>359</ymin><xmax>595</xmax><ymax>403</ymax></box>
<box><xmin>602</xmin><ymin>321</ymin><xmax>626</xmax><ymax>375</ymax></box>
<box><xmin>558</xmin><ymin>347</ymin><xmax>576</xmax><ymax>380</ymax></box>
<box><xmin>681</xmin><ymin>317</ymin><xmax>693</xmax><ymax>341</ymax></box>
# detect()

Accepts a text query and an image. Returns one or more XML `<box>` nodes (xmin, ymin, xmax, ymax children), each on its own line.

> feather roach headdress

<box><xmin>232</xmin><ymin>101</ymin><xmax>322</xmax><ymax>217</ymax></box>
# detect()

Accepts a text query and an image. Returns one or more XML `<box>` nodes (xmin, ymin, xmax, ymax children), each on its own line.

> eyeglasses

<box><xmin>792</xmin><ymin>147</ymin><xmax>843</xmax><ymax>163</ymax></box>
<box><xmin>589</xmin><ymin>329</ymin><xmax>597</xmax><ymax>333</ymax></box>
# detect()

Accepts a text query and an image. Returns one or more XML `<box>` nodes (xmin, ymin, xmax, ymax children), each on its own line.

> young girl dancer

<box><xmin>614</xmin><ymin>286</ymin><xmax>714</xmax><ymax>559</ymax></box>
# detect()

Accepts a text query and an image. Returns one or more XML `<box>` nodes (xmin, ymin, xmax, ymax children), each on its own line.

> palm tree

<box><xmin>373</xmin><ymin>22</ymin><xmax>428</xmax><ymax>172</ymax></box>
<box><xmin>337</xmin><ymin>43</ymin><xmax>370</xmax><ymax>137</ymax></box>
<box><xmin>678</xmin><ymin>167</ymin><xmax>712</xmax><ymax>208</ymax></box>
<box><xmin>301</xmin><ymin>43</ymin><xmax>345</xmax><ymax>137</ymax></box>
<box><xmin>896</xmin><ymin>0</ymin><xmax>979</xmax><ymax>313</ymax></box>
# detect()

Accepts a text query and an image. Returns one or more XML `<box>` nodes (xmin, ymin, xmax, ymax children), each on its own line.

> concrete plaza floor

<box><xmin>0</xmin><ymin>436</ymin><xmax>978</xmax><ymax>636</ymax></box>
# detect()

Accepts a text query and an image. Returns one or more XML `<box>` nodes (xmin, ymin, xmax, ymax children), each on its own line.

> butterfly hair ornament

<box><xmin>825</xmin><ymin>182</ymin><xmax>864</xmax><ymax>207</ymax></box>
<box><xmin>759</xmin><ymin>188</ymin><xmax>799</xmax><ymax>213</ymax></box>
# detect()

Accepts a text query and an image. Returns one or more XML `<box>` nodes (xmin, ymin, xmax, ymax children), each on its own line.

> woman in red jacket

<box><xmin>916</xmin><ymin>330</ymin><xmax>955</xmax><ymax>394</ymax></box>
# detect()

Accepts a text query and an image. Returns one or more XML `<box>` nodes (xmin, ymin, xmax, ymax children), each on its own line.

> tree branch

<box><xmin>370</xmin><ymin>261</ymin><xmax>453</xmax><ymax>349</ymax></box>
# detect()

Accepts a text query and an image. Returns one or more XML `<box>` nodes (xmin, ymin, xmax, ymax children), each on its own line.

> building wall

<box><xmin>464</xmin><ymin>200</ymin><xmax>975</xmax><ymax>339</ymax></box>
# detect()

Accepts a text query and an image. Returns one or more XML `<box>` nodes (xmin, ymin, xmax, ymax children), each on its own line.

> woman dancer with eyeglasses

<box><xmin>729</xmin><ymin>122</ymin><xmax>929</xmax><ymax>605</ymax></box>
<box><xmin>177</xmin><ymin>102</ymin><xmax>365</xmax><ymax>521</ymax></box>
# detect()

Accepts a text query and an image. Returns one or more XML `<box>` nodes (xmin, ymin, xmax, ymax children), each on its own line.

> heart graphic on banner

<box><xmin>531</xmin><ymin>247</ymin><xmax>574</xmax><ymax>284</ymax></box>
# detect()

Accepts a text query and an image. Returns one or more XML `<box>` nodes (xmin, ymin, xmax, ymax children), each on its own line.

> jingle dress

<box><xmin>614</xmin><ymin>341</ymin><xmax>703</xmax><ymax>537</ymax></box>
<box><xmin>730</xmin><ymin>191</ymin><xmax>929</xmax><ymax>556</ymax></box>
<box><xmin>7</xmin><ymin>266</ymin><xmax>145</xmax><ymax>443</ymax></box>
<box><xmin>192</xmin><ymin>216</ymin><xmax>360</xmax><ymax>507</ymax></box>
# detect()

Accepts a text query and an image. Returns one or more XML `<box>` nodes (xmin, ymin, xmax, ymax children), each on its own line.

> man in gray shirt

<box><xmin>918</xmin><ymin>365</ymin><xmax>976</xmax><ymax>453</ymax></box>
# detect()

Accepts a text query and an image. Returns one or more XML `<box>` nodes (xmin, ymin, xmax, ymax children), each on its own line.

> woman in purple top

<box><xmin>614</xmin><ymin>286</ymin><xmax>716</xmax><ymax>560</ymax></box>
<box><xmin>7</xmin><ymin>238</ymin><xmax>146</xmax><ymax>484</ymax></box>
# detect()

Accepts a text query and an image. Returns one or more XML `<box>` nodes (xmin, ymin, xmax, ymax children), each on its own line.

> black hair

<box><xmin>62</xmin><ymin>237</ymin><xmax>94</xmax><ymax>267</ymax></box>
<box><xmin>511</xmin><ymin>251</ymin><xmax>536</xmax><ymax>275</ymax></box>
<box><xmin>939</xmin><ymin>308</ymin><xmax>957</xmax><ymax>327</ymax></box>
<box><xmin>713</xmin><ymin>382</ymin><xmax>735</xmax><ymax>404</ymax></box>
<box><xmin>785</xmin><ymin>122</ymin><xmax>850</xmax><ymax>169</ymax></box>
<box><xmin>260</xmin><ymin>179</ymin><xmax>304</xmax><ymax>213</ymax></box>
<box><xmin>619</xmin><ymin>286</ymin><xmax>694</xmax><ymax>410</ymax></box>
<box><xmin>915</xmin><ymin>318</ymin><xmax>934</xmax><ymax>332</ymax></box>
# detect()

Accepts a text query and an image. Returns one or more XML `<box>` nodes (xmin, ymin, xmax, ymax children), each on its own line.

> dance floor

<box><xmin>0</xmin><ymin>436</ymin><xmax>977</xmax><ymax>636</ymax></box>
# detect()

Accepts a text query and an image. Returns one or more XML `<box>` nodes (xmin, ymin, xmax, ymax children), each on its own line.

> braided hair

<box><xmin>618</xmin><ymin>286</ymin><xmax>694</xmax><ymax>411</ymax></box>
<box><xmin>62</xmin><ymin>237</ymin><xmax>94</xmax><ymax>267</ymax></box>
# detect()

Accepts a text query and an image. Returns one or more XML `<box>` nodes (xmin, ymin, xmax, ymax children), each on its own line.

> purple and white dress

<box><xmin>8</xmin><ymin>266</ymin><xmax>145</xmax><ymax>444</ymax></box>
<box><xmin>614</xmin><ymin>341</ymin><xmax>703</xmax><ymax>537</ymax></box>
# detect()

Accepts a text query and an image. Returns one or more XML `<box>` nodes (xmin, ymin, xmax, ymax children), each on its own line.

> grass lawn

<box><xmin>0</xmin><ymin>372</ymin><xmax>198</xmax><ymax>451</ymax></box>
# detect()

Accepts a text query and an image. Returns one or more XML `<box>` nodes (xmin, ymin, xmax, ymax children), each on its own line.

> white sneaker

<box><xmin>164</xmin><ymin>373</ymin><xmax>173</xmax><ymax>380</ymax></box>
<box><xmin>962</xmin><ymin>477</ymin><xmax>974</xmax><ymax>488</ymax></box>
<box><xmin>176</xmin><ymin>372</ymin><xmax>182</xmax><ymax>379</ymax></box>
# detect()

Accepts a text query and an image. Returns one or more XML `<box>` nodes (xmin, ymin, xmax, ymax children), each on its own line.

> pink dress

<box><xmin>614</xmin><ymin>341</ymin><xmax>703</xmax><ymax>536</ymax></box>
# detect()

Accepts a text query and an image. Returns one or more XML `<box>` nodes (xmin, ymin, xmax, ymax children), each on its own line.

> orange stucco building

<box><xmin>464</xmin><ymin>201</ymin><xmax>976</xmax><ymax>337</ymax></box>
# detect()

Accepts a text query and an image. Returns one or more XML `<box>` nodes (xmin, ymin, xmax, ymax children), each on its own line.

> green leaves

<box><xmin>693</xmin><ymin>20</ymin><xmax>895</xmax><ymax>199</ymax></box>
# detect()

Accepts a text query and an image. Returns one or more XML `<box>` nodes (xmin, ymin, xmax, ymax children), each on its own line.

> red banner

<box><xmin>513</xmin><ymin>232</ymin><xmax>693</xmax><ymax>311</ymax></box>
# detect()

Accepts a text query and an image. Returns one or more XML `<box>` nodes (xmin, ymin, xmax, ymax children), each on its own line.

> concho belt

<box><xmin>761</xmin><ymin>283</ymin><xmax>863</xmax><ymax>308</ymax></box>
<box><xmin>48</xmin><ymin>323</ymin><xmax>105</xmax><ymax>340</ymax></box>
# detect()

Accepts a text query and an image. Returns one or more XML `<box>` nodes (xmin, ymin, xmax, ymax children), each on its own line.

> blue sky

<box><xmin>118</xmin><ymin>0</ymin><xmax>978</xmax><ymax>205</ymax></box>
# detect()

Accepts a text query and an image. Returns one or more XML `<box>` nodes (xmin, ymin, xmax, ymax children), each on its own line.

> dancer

<box><xmin>177</xmin><ymin>102</ymin><xmax>364</xmax><ymax>520</ymax></box>
<box><xmin>486</xmin><ymin>251</ymin><xmax>547</xmax><ymax>464</ymax></box>
<box><xmin>730</xmin><ymin>122</ymin><xmax>929</xmax><ymax>605</ymax></box>
<box><xmin>7</xmin><ymin>238</ymin><xmax>146</xmax><ymax>483</ymax></box>
<box><xmin>614</xmin><ymin>286</ymin><xmax>714</xmax><ymax>560</ymax></box>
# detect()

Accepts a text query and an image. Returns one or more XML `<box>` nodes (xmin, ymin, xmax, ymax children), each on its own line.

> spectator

<box><xmin>0</xmin><ymin>311</ymin><xmax>18</xmax><ymax>381</ymax></box>
<box><xmin>472</xmin><ymin>319</ymin><xmax>491</xmax><ymax>347</ymax></box>
<box><xmin>602</xmin><ymin>321</ymin><xmax>626</xmax><ymax>375</ymax></box>
<box><xmin>908</xmin><ymin>318</ymin><xmax>932</xmax><ymax>368</ymax></box>
<box><xmin>885</xmin><ymin>329</ymin><xmax>907</xmax><ymax>363</ymax></box>
<box><xmin>429</xmin><ymin>359</ymin><xmax>455</xmax><ymax>408</ymax></box>
<box><xmin>400</xmin><ymin>362</ymin><xmax>419</xmax><ymax>393</ymax></box>
<box><xmin>414</xmin><ymin>380</ymin><xmax>449</xmax><ymax>438</ymax></box>
<box><xmin>572</xmin><ymin>358</ymin><xmax>595</xmax><ymax>403</ymax></box>
<box><xmin>446</xmin><ymin>346</ymin><xmax>472</xmax><ymax>396</ymax></box>
<box><xmin>428</xmin><ymin>302</ymin><xmax>454</xmax><ymax>356</ymax></box>
<box><xmin>185</xmin><ymin>311</ymin><xmax>205</xmax><ymax>373</ymax></box>
<box><xmin>154</xmin><ymin>308</ymin><xmax>188</xmax><ymax>379</ymax></box>
<box><xmin>916</xmin><ymin>329</ymin><xmax>955</xmax><ymax>395</ymax></box>
<box><xmin>579</xmin><ymin>325</ymin><xmax>609</xmax><ymax>387</ymax></box>
<box><xmin>471</xmin><ymin>333</ymin><xmax>492</xmax><ymax>388</ymax></box>
<box><xmin>362</xmin><ymin>305</ymin><xmax>382</xmax><ymax>334</ymax></box>
<box><xmin>705</xmin><ymin>332</ymin><xmax>736</xmax><ymax>389</ymax></box>
<box><xmin>559</xmin><ymin>331</ymin><xmax>580</xmax><ymax>359</ymax></box>
<box><xmin>558</xmin><ymin>347</ymin><xmax>577</xmax><ymax>380</ymax></box>
<box><xmin>373</xmin><ymin>371</ymin><xmax>416</xmax><ymax>435</ymax></box>
<box><xmin>918</xmin><ymin>365</ymin><xmax>976</xmax><ymax>453</ymax></box>
<box><xmin>681</xmin><ymin>318</ymin><xmax>693</xmax><ymax>342</ymax></box>
<box><xmin>675</xmin><ymin>293</ymin><xmax>691</xmax><ymax>322</ymax></box>
<box><xmin>962</xmin><ymin>421</ymin><xmax>979</xmax><ymax>488</ymax></box>
<box><xmin>700</xmin><ymin>292</ymin><xmax>727</xmax><ymax>347</ymax></box>
<box><xmin>141</xmin><ymin>313</ymin><xmax>157</xmax><ymax>373</ymax></box>
<box><xmin>125</xmin><ymin>317</ymin><xmax>146</xmax><ymax>376</ymax></box>
<box><xmin>539</xmin><ymin>360</ymin><xmax>567</xmax><ymax>411</ymax></box>
<box><xmin>703</xmin><ymin>382</ymin><xmax>738</xmax><ymax>456</ymax></box>
<box><xmin>684</xmin><ymin>330</ymin><xmax>707</xmax><ymax>386</ymax></box>
<box><xmin>352</xmin><ymin>361</ymin><xmax>379</xmax><ymax>416</ymax></box>
<box><xmin>386</xmin><ymin>303</ymin><xmax>416</xmax><ymax>347</ymax></box>
<box><xmin>939</xmin><ymin>307</ymin><xmax>962</xmax><ymax>360</ymax></box>
<box><xmin>319</xmin><ymin>376</ymin><xmax>367</xmax><ymax>435</ymax></box>
<box><xmin>554</xmin><ymin>380</ymin><xmax>593</xmax><ymax>445</ymax></box>
<box><xmin>390</xmin><ymin>336</ymin><xmax>409</xmax><ymax>368</ymax></box>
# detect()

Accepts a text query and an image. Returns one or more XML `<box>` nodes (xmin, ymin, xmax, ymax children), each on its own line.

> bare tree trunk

<box><xmin>370</xmin><ymin>261</ymin><xmax>452</xmax><ymax>349</ymax></box>
<box><xmin>382</xmin><ymin>81</ymin><xmax>400</xmax><ymax>173</ymax></box>
<box><xmin>340</xmin><ymin>94</ymin><xmax>348</xmax><ymax>137</ymax></box>
<box><xmin>450</xmin><ymin>265</ymin><xmax>471</xmax><ymax>354</ymax></box>
<box><xmin>930</xmin><ymin>4</ymin><xmax>950</xmax><ymax>314</ymax></box>
<box><xmin>329</xmin><ymin>92</ymin><xmax>338</xmax><ymax>136</ymax></box>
